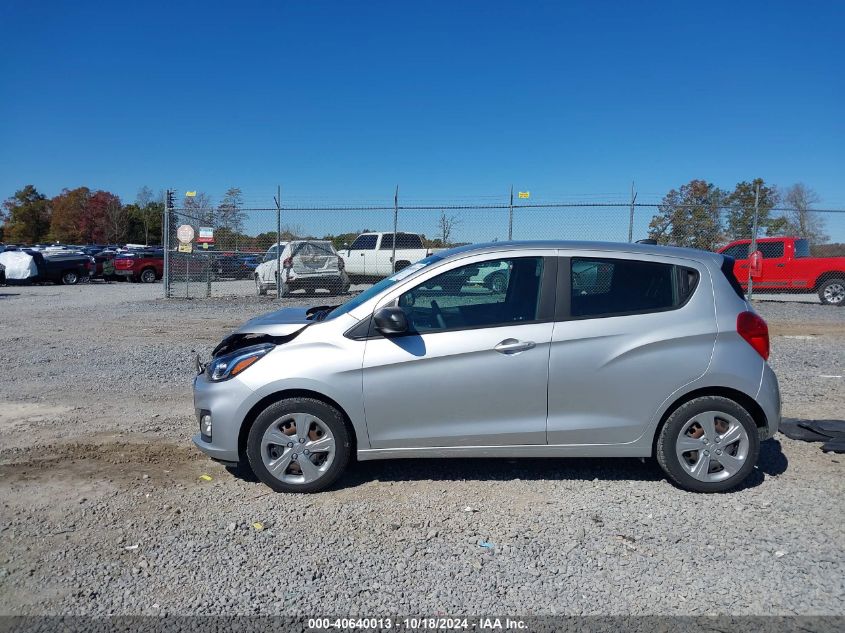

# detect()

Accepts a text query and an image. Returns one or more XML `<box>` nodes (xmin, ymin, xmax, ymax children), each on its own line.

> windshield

<box><xmin>325</xmin><ymin>254</ymin><xmax>444</xmax><ymax>320</ymax></box>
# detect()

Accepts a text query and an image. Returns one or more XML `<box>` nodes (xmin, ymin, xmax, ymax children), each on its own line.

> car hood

<box><xmin>233</xmin><ymin>306</ymin><xmax>313</xmax><ymax>336</ymax></box>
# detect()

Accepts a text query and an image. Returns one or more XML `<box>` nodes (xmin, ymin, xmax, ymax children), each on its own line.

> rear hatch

<box><xmin>291</xmin><ymin>242</ymin><xmax>339</xmax><ymax>275</ymax></box>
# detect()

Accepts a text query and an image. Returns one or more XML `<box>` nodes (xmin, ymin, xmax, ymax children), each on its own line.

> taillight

<box><xmin>737</xmin><ymin>311</ymin><xmax>769</xmax><ymax>360</ymax></box>
<box><xmin>337</xmin><ymin>256</ymin><xmax>345</xmax><ymax>271</ymax></box>
<box><xmin>282</xmin><ymin>257</ymin><xmax>293</xmax><ymax>269</ymax></box>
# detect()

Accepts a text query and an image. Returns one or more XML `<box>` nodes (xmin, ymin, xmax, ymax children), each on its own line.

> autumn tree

<box><xmin>80</xmin><ymin>191</ymin><xmax>121</xmax><ymax>243</ymax></box>
<box><xmin>724</xmin><ymin>179</ymin><xmax>783</xmax><ymax>240</ymax></box>
<box><xmin>2</xmin><ymin>185</ymin><xmax>51</xmax><ymax>244</ymax></box>
<box><xmin>49</xmin><ymin>187</ymin><xmax>91</xmax><ymax>242</ymax></box>
<box><xmin>648</xmin><ymin>180</ymin><xmax>724</xmax><ymax>250</ymax></box>
<box><xmin>780</xmin><ymin>183</ymin><xmax>828</xmax><ymax>244</ymax></box>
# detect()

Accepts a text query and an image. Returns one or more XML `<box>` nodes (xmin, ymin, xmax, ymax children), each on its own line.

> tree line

<box><xmin>1</xmin><ymin>185</ymin><xmax>165</xmax><ymax>246</ymax></box>
<box><xmin>647</xmin><ymin>178</ymin><xmax>829</xmax><ymax>250</ymax></box>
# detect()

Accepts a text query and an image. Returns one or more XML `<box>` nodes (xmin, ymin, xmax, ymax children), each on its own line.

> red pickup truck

<box><xmin>113</xmin><ymin>250</ymin><xmax>164</xmax><ymax>283</ymax></box>
<box><xmin>718</xmin><ymin>237</ymin><xmax>845</xmax><ymax>306</ymax></box>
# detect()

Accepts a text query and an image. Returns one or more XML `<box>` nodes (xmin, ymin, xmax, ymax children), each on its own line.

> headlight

<box><xmin>207</xmin><ymin>343</ymin><xmax>275</xmax><ymax>382</ymax></box>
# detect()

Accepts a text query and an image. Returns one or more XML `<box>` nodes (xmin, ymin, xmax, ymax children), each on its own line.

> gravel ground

<box><xmin>0</xmin><ymin>282</ymin><xmax>843</xmax><ymax>616</ymax></box>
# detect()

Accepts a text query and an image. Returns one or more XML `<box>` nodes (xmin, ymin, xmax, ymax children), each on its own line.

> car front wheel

<box><xmin>656</xmin><ymin>396</ymin><xmax>759</xmax><ymax>492</ymax></box>
<box><xmin>246</xmin><ymin>398</ymin><xmax>352</xmax><ymax>493</ymax></box>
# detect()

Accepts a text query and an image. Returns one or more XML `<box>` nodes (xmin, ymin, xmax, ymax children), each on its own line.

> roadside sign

<box><xmin>197</xmin><ymin>227</ymin><xmax>214</xmax><ymax>244</ymax></box>
<box><xmin>186</xmin><ymin>191</ymin><xmax>197</xmax><ymax>197</ymax></box>
<box><xmin>518</xmin><ymin>191</ymin><xmax>530</xmax><ymax>199</ymax></box>
<box><xmin>178</xmin><ymin>243</ymin><xmax>193</xmax><ymax>253</ymax></box>
<box><xmin>177</xmin><ymin>225</ymin><xmax>195</xmax><ymax>244</ymax></box>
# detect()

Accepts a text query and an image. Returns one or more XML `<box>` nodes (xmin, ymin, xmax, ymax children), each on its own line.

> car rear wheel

<box><xmin>656</xmin><ymin>396</ymin><xmax>759</xmax><ymax>492</ymax></box>
<box><xmin>246</xmin><ymin>398</ymin><xmax>352</xmax><ymax>493</ymax></box>
<box><xmin>140</xmin><ymin>268</ymin><xmax>157</xmax><ymax>283</ymax></box>
<box><xmin>61</xmin><ymin>271</ymin><xmax>79</xmax><ymax>285</ymax></box>
<box><xmin>818</xmin><ymin>278</ymin><xmax>845</xmax><ymax>306</ymax></box>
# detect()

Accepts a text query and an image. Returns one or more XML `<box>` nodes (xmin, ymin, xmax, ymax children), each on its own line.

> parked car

<box><xmin>113</xmin><ymin>250</ymin><xmax>164</xmax><ymax>283</ymax></box>
<box><xmin>193</xmin><ymin>240</ymin><xmax>780</xmax><ymax>494</ymax></box>
<box><xmin>0</xmin><ymin>249</ymin><xmax>94</xmax><ymax>285</ymax></box>
<box><xmin>342</xmin><ymin>232</ymin><xmax>440</xmax><ymax>281</ymax></box>
<box><xmin>213</xmin><ymin>254</ymin><xmax>256</xmax><ymax>280</ymax></box>
<box><xmin>719</xmin><ymin>236</ymin><xmax>845</xmax><ymax>306</ymax></box>
<box><xmin>254</xmin><ymin>240</ymin><xmax>350</xmax><ymax>296</ymax></box>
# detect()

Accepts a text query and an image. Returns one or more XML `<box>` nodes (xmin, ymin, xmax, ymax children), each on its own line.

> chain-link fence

<box><xmin>162</xmin><ymin>190</ymin><xmax>845</xmax><ymax>304</ymax></box>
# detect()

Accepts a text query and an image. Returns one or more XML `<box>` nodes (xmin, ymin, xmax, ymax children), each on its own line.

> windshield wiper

<box><xmin>306</xmin><ymin>304</ymin><xmax>340</xmax><ymax>321</ymax></box>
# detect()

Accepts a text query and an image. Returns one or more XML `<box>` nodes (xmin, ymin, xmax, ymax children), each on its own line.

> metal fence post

<box><xmin>392</xmin><ymin>185</ymin><xmax>398</xmax><ymax>273</ymax></box>
<box><xmin>508</xmin><ymin>185</ymin><xmax>514</xmax><ymax>241</ymax></box>
<box><xmin>274</xmin><ymin>186</ymin><xmax>282</xmax><ymax>300</ymax></box>
<box><xmin>628</xmin><ymin>181</ymin><xmax>637</xmax><ymax>243</ymax></box>
<box><xmin>747</xmin><ymin>183</ymin><xmax>760</xmax><ymax>299</ymax></box>
<box><xmin>163</xmin><ymin>189</ymin><xmax>171</xmax><ymax>298</ymax></box>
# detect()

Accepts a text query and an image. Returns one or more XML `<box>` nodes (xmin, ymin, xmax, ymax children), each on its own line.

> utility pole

<box><xmin>274</xmin><ymin>185</ymin><xmax>282</xmax><ymax>300</ymax></box>
<box><xmin>163</xmin><ymin>189</ymin><xmax>172</xmax><ymax>298</ymax></box>
<box><xmin>392</xmin><ymin>185</ymin><xmax>398</xmax><ymax>274</ymax></box>
<box><xmin>508</xmin><ymin>185</ymin><xmax>514</xmax><ymax>241</ymax></box>
<box><xmin>747</xmin><ymin>183</ymin><xmax>760</xmax><ymax>299</ymax></box>
<box><xmin>628</xmin><ymin>181</ymin><xmax>637</xmax><ymax>243</ymax></box>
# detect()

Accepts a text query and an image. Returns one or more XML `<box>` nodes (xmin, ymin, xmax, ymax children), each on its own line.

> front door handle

<box><xmin>776</xmin><ymin>263</ymin><xmax>785</xmax><ymax>267</ymax></box>
<box><xmin>494</xmin><ymin>339</ymin><xmax>535</xmax><ymax>354</ymax></box>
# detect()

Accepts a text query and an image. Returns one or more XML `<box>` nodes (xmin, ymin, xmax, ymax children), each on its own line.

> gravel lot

<box><xmin>0</xmin><ymin>282</ymin><xmax>843</xmax><ymax>616</ymax></box>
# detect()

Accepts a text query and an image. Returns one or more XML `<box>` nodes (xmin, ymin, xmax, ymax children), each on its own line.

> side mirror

<box><xmin>750</xmin><ymin>250</ymin><xmax>763</xmax><ymax>278</ymax></box>
<box><xmin>373</xmin><ymin>306</ymin><xmax>408</xmax><ymax>336</ymax></box>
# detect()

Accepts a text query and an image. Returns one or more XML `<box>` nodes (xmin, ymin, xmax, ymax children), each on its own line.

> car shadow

<box><xmin>226</xmin><ymin>438</ymin><xmax>790</xmax><ymax>492</ymax></box>
<box><xmin>0</xmin><ymin>292</ymin><xmax>20</xmax><ymax>299</ymax></box>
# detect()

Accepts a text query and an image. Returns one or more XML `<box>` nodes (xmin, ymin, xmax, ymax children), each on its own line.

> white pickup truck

<box><xmin>343</xmin><ymin>232</ymin><xmax>439</xmax><ymax>282</ymax></box>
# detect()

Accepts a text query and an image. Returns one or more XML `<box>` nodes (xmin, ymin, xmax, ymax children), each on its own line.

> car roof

<box><xmin>435</xmin><ymin>240</ymin><xmax>723</xmax><ymax>265</ymax></box>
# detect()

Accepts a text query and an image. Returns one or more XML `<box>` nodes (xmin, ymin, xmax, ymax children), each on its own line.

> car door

<box><xmin>547</xmin><ymin>253</ymin><xmax>716</xmax><ymax>445</ymax></box>
<box><xmin>362</xmin><ymin>252</ymin><xmax>557</xmax><ymax>448</ymax></box>
<box><xmin>347</xmin><ymin>234</ymin><xmax>377</xmax><ymax>276</ymax></box>
<box><xmin>757</xmin><ymin>240</ymin><xmax>788</xmax><ymax>289</ymax></box>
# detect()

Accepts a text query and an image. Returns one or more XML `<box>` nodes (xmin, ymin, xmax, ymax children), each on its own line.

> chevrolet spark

<box><xmin>193</xmin><ymin>241</ymin><xmax>780</xmax><ymax>493</ymax></box>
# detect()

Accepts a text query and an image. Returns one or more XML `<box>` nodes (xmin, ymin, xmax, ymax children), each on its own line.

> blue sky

<box><xmin>1</xmin><ymin>0</ymin><xmax>843</xmax><ymax>222</ymax></box>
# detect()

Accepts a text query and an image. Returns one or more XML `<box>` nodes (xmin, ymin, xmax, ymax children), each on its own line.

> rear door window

<box><xmin>758</xmin><ymin>241</ymin><xmax>785</xmax><ymax>258</ymax></box>
<box><xmin>569</xmin><ymin>257</ymin><xmax>694</xmax><ymax>318</ymax></box>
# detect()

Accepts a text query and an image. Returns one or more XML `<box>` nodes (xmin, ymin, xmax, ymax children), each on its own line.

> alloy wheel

<box><xmin>675</xmin><ymin>411</ymin><xmax>750</xmax><ymax>483</ymax></box>
<box><xmin>823</xmin><ymin>282</ymin><xmax>844</xmax><ymax>304</ymax></box>
<box><xmin>260</xmin><ymin>413</ymin><xmax>336</xmax><ymax>485</ymax></box>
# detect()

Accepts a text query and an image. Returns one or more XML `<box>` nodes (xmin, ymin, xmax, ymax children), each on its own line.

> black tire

<box><xmin>656</xmin><ymin>395</ymin><xmax>759</xmax><ymax>493</ymax></box>
<box><xmin>61</xmin><ymin>271</ymin><xmax>79</xmax><ymax>285</ymax></box>
<box><xmin>246</xmin><ymin>397</ymin><xmax>352</xmax><ymax>493</ymax></box>
<box><xmin>140</xmin><ymin>267</ymin><xmax>157</xmax><ymax>283</ymax></box>
<box><xmin>818</xmin><ymin>277</ymin><xmax>845</xmax><ymax>306</ymax></box>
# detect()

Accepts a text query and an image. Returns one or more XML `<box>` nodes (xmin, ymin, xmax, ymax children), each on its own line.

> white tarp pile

<box><xmin>0</xmin><ymin>251</ymin><xmax>38</xmax><ymax>280</ymax></box>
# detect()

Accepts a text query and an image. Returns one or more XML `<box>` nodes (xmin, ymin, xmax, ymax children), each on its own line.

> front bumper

<box><xmin>191</xmin><ymin>371</ymin><xmax>256</xmax><ymax>463</ymax></box>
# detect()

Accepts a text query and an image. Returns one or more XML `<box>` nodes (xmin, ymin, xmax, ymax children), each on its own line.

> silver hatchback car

<box><xmin>193</xmin><ymin>241</ymin><xmax>780</xmax><ymax>493</ymax></box>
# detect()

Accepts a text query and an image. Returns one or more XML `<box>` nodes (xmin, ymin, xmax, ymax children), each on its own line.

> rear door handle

<box><xmin>494</xmin><ymin>339</ymin><xmax>535</xmax><ymax>354</ymax></box>
<box><xmin>776</xmin><ymin>263</ymin><xmax>785</xmax><ymax>267</ymax></box>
